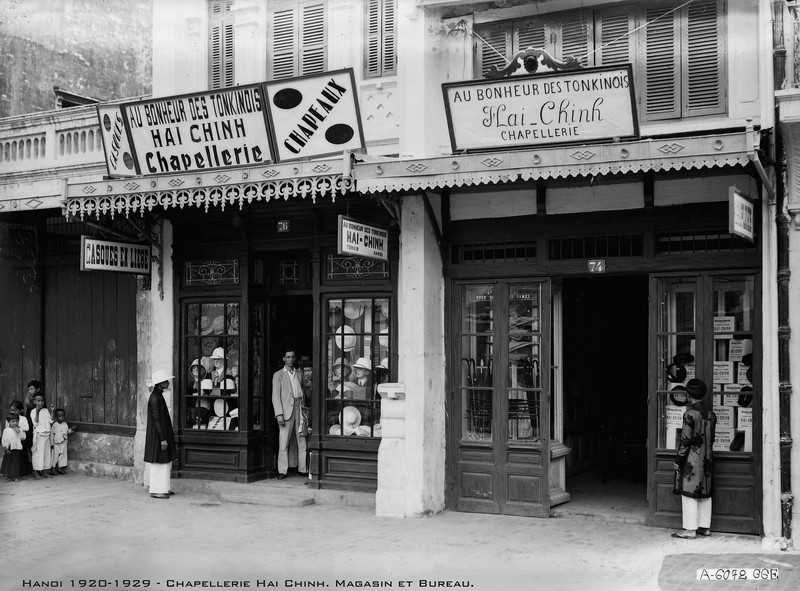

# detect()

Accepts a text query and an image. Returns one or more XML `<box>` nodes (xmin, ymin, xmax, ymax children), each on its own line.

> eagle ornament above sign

<box><xmin>442</xmin><ymin>48</ymin><xmax>638</xmax><ymax>153</ymax></box>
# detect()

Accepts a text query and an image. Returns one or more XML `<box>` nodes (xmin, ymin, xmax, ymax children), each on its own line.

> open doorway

<box><xmin>267</xmin><ymin>295</ymin><xmax>313</xmax><ymax>477</ymax></box>
<box><xmin>559</xmin><ymin>275</ymin><xmax>649</xmax><ymax>521</ymax></box>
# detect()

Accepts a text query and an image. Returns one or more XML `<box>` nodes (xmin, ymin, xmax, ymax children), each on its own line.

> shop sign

<box><xmin>337</xmin><ymin>215</ymin><xmax>388</xmax><ymax>262</ymax></box>
<box><xmin>264</xmin><ymin>69</ymin><xmax>365</xmax><ymax>162</ymax></box>
<box><xmin>118</xmin><ymin>83</ymin><xmax>274</xmax><ymax>175</ymax></box>
<box><xmin>442</xmin><ymin>64</ymin><xmax>638</xmax><ymax>152</ymax></box>
<box><xmin>80</xmin><ymin>236</ymin><xmax>151</xmax><ymax>274</ymax></box>
<box><xmin>729</xmin><ymin>187</ymin><xmax>755</xmax><ymax>242</ymax></box>
<box><xmin>96</xmin><ymin>105</ymin><xmax>137</xmax><ymax>177</ymax></box>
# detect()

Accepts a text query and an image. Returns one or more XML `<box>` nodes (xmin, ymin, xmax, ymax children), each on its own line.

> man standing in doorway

<box><xmin>272</xmin><ymin>347</ymin><xmax>307</xmax><ymax>480</ymax></box>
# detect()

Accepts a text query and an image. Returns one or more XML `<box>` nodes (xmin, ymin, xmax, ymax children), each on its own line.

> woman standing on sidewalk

<box><xmin>672</xmin><ymin>378</ymin><xmax>717</xmax><ymax>539</ymax></box>
<box><xmin>144</xmin><ymin>370</ymin><xmax>177</xmax><ymax>499</ymax></box>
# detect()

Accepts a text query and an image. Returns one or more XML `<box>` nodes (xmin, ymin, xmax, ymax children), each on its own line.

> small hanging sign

<box><xmin>337</xmin><ymin>215</ymin><xmax>388</xmax><ymax>262</ymax></box>
<box><xmin>80</xmin><ymin>236</ymin><xmax>151</xmax><ymax>274</ymax></box>
<box><xmin>729</xmin><ymin>187</ymin><xmax>755</xmax><ymax>242</ymax></box>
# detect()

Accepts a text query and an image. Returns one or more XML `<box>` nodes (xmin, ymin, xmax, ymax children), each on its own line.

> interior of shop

<box><xmin>560</xmin><ymin>275</ymin><xmax>649</xmax><ymax>521</ymax></box>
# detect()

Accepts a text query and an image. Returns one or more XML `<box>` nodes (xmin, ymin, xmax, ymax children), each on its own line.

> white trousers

<box><xmin>681</xmin><ymin>496</ymin><xmax>712</xmax><ymax>530</ymax></box>
<box><xmin>147</xmin><ymin>462</ymin><xmax>171</xmax><ymax>494</ymax></box>
<box><xmin>52</xmin><ymin>441</ymin><xmax>68</xmax><ymax>468</ymax></box>
<box><xmin>277</xmin><ymin>398</ymin><xmax>307</xmax><ymax>475</ymax></box>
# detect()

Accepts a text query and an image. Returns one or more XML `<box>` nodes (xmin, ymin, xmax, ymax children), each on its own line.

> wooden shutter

<box><xmin>682</xmin><ymin>0</ymin><xmax>725</xmax><ymax>116</ymax></box>
<box><xmin>559</xmin><ymin>13</ymin><xmax>592</xmax><ymax>66</ymax></box>
<box><xmin>365</xmin><ymin>0</ymin><xmax>396</xmax><ymax>78</ymax></box>
<box><xmin>209</xmin><ymin>0</ymin><xmax>234</xmax><ymax>89</ymax></box>
<box><xmin>595</xmin><ymin>7</ymin><xmax>635</xmax><ymax>66</ymax></box>
<box><xmin>271</xmin><ymin>7</ymin><xmax>297</xmax><ymax>79</ymax></box>
<box><xmin>515</xmin><ymin>18</ymin><xmax>546</xmax><ymax>53</ymax></box>
<box><xmin>476</xmin><ymin>22</ymin><xmax>511</xmax><ymax>77</ymax></box>
<box><xmin>641</xmin><ymin>5</ymin><xmax>680</xmax><ymax>120</ymax></box>
<box><xmin>299</xmin><ymin>1</ymin><xmax>326</xmax><ymax>75</ymax></box>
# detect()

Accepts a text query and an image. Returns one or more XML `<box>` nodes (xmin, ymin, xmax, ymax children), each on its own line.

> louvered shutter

<box><xmin>209</xmin><ymin>0</ymin><xmax>234</xmax><ymax>89</ymax></box>
<box><xmin>642</xmin><ymin>5</ymin><xmax>680</xmax><ymax>120</ymax></box>
<box><xmin>299</xmin><ymin>1</ymin><xmax>326</xmax><ymax>75</ymax></box>
<box><xmin>559</xmin><ymin>13</ymin><xmax>591</xmax><ymax>66</ymax></box>
<box><xmin>515</xmin><ymin>18</ymin><xmax>546</xmax><ymax>53</ymax></box>
<box><xmin>271</xmin><ymin>7</ymin><xmax>297</xmax><ymax>79</ymax></box>
<box><xmin>476</xmin><ymin>23</ymin><xmax>511</xmax><ymax>77</ymax></box>
<box><xmin>365</xmin><ymin>0</ymin><xmax>381</xmax><ymax>77</ymax></box>
<box><xmin>595</xmin><ymin>7</ymin><xmax>634</xmax><ymax>66</ymax></box>
<box><xmin>382</xmin><ymin>0</ymin><xmax>396</xmax><ymax>76</ymax></box>
<box><xmin>682</xmin><ymin>0</ymin><xmax>725</xmax><ymax>116</ymax></box>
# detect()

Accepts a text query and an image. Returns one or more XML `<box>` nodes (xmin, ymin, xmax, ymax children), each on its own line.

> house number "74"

<box><xmin>587</xmin><ymin>259</ymin><xmax>606</xmax><ymax>273</ymax></box>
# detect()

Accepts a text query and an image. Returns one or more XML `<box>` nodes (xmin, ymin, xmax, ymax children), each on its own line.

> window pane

<box><xmin>508</xmin><ymin>284</ymin><xmax>542</xmax><ymax>444</ymax></box>
<box><xmin>461</xmin><ymin>285</ymin><xmax>494</xmax><ymax>442</ymax></box>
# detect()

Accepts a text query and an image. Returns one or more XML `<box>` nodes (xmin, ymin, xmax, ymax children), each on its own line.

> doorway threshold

<box><xmin>551</xmin><ymin>470</ymin><xmax>648</xmax><ymax>525</ymax></box>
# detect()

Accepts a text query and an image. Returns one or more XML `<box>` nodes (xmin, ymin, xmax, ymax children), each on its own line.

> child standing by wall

<box><xmin>49</xmin><ymin>409</ymin><xmax>76</xmax><ymax>475</ymax></box>
<box><xmin>8</xmin><ymin>401</ymin><xmax>33</xmax><ymax>477</ymax></box>
<box><xmin>30</xmin><ymin>393</ymin><xmax>53</xmax><ymax>479</ymax></box>
<box><xmin>1</xmin><ymin>412</ymin><xmax>27</xmax><ymax>482</ymax></box>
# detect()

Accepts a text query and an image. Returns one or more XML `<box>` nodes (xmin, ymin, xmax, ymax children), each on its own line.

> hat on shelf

<box><xmin>200</xmin><ymin>378</ymin><xmax>214</xmax><ymax>395</ymax></box>
<box><xmin>672</xmin><ymin>353</ymin><xmax>694</xmax><ymax>365</ymax></box>
<box><xmin>211</xmin><ymin>347</ymin><xmax>226</xmax><ymax>360</ymax></box>
<box><xmin>352</xmin><ymin>357</ymin><xmax>372</xmax><ymax>372</ymax></box>
<box><xmin>376</xmin><ymin>358</ymin><xmax>389</xmax><ymax>371</ymax></box>
<box><xmin>666</xmin><ymin>363</ymin><xmax>687</xmax><ymax>383</ymax></box>
<box><xmin>669</xmin><ymin>385</ymin><xmax>688</xmax><ymax>407</ymax></box>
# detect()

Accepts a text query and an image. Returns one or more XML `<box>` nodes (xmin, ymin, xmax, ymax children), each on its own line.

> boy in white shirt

<box><xmin>49</xmin><ymin>409</ymin><xmax>76</xmax><ymax>475</ymax></box>
<box><xmin>1</xmin><ymin>413</ymin><xmax>26</xmax><ymax>482</ymax></box>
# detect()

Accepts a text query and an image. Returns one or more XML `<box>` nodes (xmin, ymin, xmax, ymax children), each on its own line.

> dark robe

<box><xmin>144</xmin><ymin>386</ymin><xmax>177</xmax><ymax>464</ymax></box>
<box><xmin>673</xmin><ymin>401</ymin><xmax>717</xmax><ymax>499</ymax></box>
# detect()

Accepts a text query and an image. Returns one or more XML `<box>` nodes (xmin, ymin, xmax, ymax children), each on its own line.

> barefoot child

<box><xmin>49</xmin><ymin>409</ymin><xmax>76</xmax><ymax>475</ymax></box>
<box><xmin>1</xmin><ymin>413</ymin><xmax>26</xmax><ymax>482</ymax></box>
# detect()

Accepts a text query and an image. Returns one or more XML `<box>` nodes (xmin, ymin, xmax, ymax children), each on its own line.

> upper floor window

<box><xmin>269</xmin><ymin>0</ymin><xmax>327</xmax><ymax>80</ymax></box>
<box><xmin>364</xmin><ymin>0</ymin><xmax>397</xmax><ymax>78</ymax></box>
<box><xmin>475</xmin><ymin>0</ymin><xmax>726</xmax><ymax>122</ymax></box>
<box><xmin>209</xmin><ymin>0</ymin><xmax>235</xmax><ymax>89</ymax></box>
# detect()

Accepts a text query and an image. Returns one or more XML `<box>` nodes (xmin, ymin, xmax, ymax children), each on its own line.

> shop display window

<box><xmin>251</xmin><ymin>303</ymin><xmax>265</xmax><ymax>430</ymax></box>
<box><xmin>460</xmin><ymin>285</ymin><xmax>494</xmax><ymax>442</ymax></box>
<box><xmin>185</xmin><ymin>302</ymin><xmax>240</xmax><ymax>431</ymax></box>
<box><xmin>507</xmin><ymin>283</ymin><xmax>543</xmax><ymax>444</ymax></box>
<box><xmin>656</xmin><ymin>274</ymin><xmax>756</xmax><ymax>453</ymax></box>
<box><xmin>325</xmin><ymin>297</ymin><xmax>390</xmax><ymax>438</ymax></box>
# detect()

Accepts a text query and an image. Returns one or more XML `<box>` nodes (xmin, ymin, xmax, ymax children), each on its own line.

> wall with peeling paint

<box><xmin>0</xmin><ymin>0</ymin><xmax>152</xmax><ymax>118</ymax></box>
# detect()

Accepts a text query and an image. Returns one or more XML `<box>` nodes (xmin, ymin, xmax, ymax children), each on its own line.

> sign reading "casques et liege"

<box><xmin>80</xmin><ymin>236</ymin><xmax>151</xmax><ymax>274</ymax></box>
<box><xmin>337</xmin><ymin>215</ymin><xmax>388</xmax><ymax>262</ymax></box>
<box><xmin>442</xmin><ymin>65</ymin><xmax>638</xmax><ymax>152</ymax></box>
<box><xmin>121</xmin><ymin>84</ymin><xmax>274</xmax><ymax>175</ymax></box>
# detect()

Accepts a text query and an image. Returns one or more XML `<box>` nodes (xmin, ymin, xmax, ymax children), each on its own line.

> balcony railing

<box><xmin>0</xmin><ymin>105</ymin><xmax>106</xmax><ymax>179</ymax></box>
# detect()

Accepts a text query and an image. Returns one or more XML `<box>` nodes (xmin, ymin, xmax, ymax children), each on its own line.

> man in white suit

<box><xmin>272</xmin><ymin>347</ymin><xmax>307</xmax><ymax>479</ymax></box>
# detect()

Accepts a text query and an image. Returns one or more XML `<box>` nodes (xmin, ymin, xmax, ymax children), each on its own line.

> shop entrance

<box><xmin>267</xmin><ymin>295</ymin><xmax>313</xmax><ymax>476</ymax></box>
<box><xmin>558</xmin><ymin>275</ymin><xmax>649</xmax><ymax>520</ymax></box>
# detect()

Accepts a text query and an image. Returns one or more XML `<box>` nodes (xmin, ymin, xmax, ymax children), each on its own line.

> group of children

<box><xmin>0</xmin><ymin>380</ymin><xmax>76</xmax><ymax>483</ymax></box>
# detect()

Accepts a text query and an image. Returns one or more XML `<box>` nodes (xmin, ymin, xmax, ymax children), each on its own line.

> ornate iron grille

<box><xmin>327</xmin><ymin>254</ymin><xmax>389</xmax><ymax>280</ymax></box>
<box><xmin>185</xmin><ymin>259</ymin><xmax>240</xmax><ymax>286</ymax></box>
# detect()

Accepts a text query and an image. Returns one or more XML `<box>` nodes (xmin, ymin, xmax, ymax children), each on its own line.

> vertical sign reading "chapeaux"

<box><xmin>264</xmin><ymin>69</ymin><xmax>365</xmax><ymax>162</ymax></box>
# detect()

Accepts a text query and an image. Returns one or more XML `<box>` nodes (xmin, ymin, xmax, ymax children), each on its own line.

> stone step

<box><xmin>220</xmin><ymin>491</ymin><xmax>315</xmax><ymax>507</ymax></box>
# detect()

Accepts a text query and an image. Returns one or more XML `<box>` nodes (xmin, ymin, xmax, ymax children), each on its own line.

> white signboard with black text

<box><xmin>264</xmin><ymin>69</ymin><xmax>365</xmax><ymax>162</ymax></box>
<box><xmin>121</xmin><ymin>84</ymin><xmax>274</xmax><ymax>175</ymax></box>
<box><xmin>337</xmin><ymin>216</ymin><xmax>388</xmax><ymax>262</ymax></box>
<box><xmin>442</xmin><ymin>65</ymin><xmax>638</xmax><ymax>152</ymax></box>
<box><xmin>97</xmin><ymin>105</ymin><xmax>137</xmax><ymax>177</ymax></box>
<box><xmin>729</xmin><ymin>187</ymin><xmax>755</xmax><ymax>242</ymax></box>
<box><xmin>80</xmin><ymin>236</ymin><xmax>151</xmax><ymax>274</ymax></box>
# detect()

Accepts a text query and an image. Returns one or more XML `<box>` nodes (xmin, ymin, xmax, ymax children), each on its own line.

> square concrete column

<box><xmin>392</xmin><ymin>194</ymin><xmax>445</xmax><ymax>516</ymax></box>
<box><xmin>376</xmin><ymin>383</ymin><xmax>406</xmax><ymax>516</ymax></box>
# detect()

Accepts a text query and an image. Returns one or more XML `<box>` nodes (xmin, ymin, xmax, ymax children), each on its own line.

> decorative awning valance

<box><xmin>354</xmin><ymin>130</ymin><xmax>758</xmax><ymax>194</ymax></box>
<box><xmin>63</xmin><ymin>157</ymin><xmax>351</xmax><ymax>219</ymax></box>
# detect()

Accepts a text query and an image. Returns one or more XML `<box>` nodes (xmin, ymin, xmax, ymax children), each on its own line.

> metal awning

<box><xmin>353</xmin><ymin>130</ymin><xmax>758</xmax><ymax>194</ymax></box>
<box><xmin>63</xmin><ymin>157</ymin><xmax>352</xmax><ymax>219</ymax></box>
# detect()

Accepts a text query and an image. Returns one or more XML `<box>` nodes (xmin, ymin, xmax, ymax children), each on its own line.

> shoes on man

<box><xmin>33</xmin><ymin>472</ymin><xmax>42</xmax><ymax>480</ymax></box>
<box><xmin>48</xmin><ymin>470</ymin><xmax>56</xmax><ymax>476</ymax></box>
<box><xmin>697</xmin><ymin>528</ymin><xmax>712</xmax><ymax>537</ymax></box>
<box><xmin>277</xmin><ymin>473</ymin><xmax>287</xmax><ymax>480</ymax></box>
<box><xmin>150</xmin><ymin>493</ymin><xmax>170</xmax><ymax>499</ymax></box>
<box><xmin>40</xmin><ymin>471</ymin><xmax>49</xmax><ymax>478</ymax></box>
<box><xmin>671</xmin><ymin>530</ymin><xmax>697</xmax><ymax>539</ymax></box>
<box><xmin>57</xmin><ymin>468</ymin><xmax>66</xmax><ymax>475</ymax></box>
<box><xmin>168</xmin><ymin>491</ymin><xmax>175</xmax><ymax>495</ymax></box>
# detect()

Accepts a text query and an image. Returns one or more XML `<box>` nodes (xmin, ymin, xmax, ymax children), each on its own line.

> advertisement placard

<box><xmin>442</xmin><ymin>64</ymin><xmax>638</xmax><ymax>152</ymax></box>
<box><xmin>80</xmin><ymin>236</ymin><xmax>151</xmax><ymax>274</ymax></box>
<box><xmin>729</xmin><ymin>187</ymin><xmax>755</xmax><ymax>242</ymax></box>
<box><xmin>337</xmin><ymin>215</ymin><xmax>389</xmax><ymax>262</ymax></box>
<box><xmin>264</xmin><ymin>69</ymin><xmax>365</xmax><ymax>162</ymax></box>
<box><xmin>121</xmin><ymin>84</ymin><xmax>274</xmax><ymax>174</ymax></box>
<box><xmin>96</xmin><ymin>104</ymin><xmax>137</xmax><ymax>177</ymax></box>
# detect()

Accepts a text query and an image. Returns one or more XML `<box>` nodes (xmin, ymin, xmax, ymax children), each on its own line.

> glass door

<box><xmin>452</xmin><ymin>279</ymin><xmax>551</xmax><ymax>517</ymax></box>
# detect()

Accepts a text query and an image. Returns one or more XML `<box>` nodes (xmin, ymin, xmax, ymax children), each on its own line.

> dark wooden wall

<box><xmin>43</xmin><ymin>263</ymin><xmax>137</xmax><ymax>427</ymax></box>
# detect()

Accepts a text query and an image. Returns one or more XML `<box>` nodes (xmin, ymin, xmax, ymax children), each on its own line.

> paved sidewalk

<box><xmin>1</xmin><ymin>473</ymin><xmax>797</xmax><ymax>591</ymax></box>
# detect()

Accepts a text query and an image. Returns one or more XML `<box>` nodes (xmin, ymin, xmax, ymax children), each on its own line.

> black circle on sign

<box><xmin>325</xmin><ymin>124</ymin><xmax>354</xmax><ymax>145</ymax></box>
<box><xmin>273</xmin><ymin>88</ymin><xmax>303</xmax><ymax>110</ymax></box>
<box><xmin>103</xmin><ymin>114</ymin><xmax>112</xmax><ymax>132</ymax></box>
<box><xmin>123</xmin><ymin>152</ymin><xmax>135</xmax><ymax>170</ymax></box>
